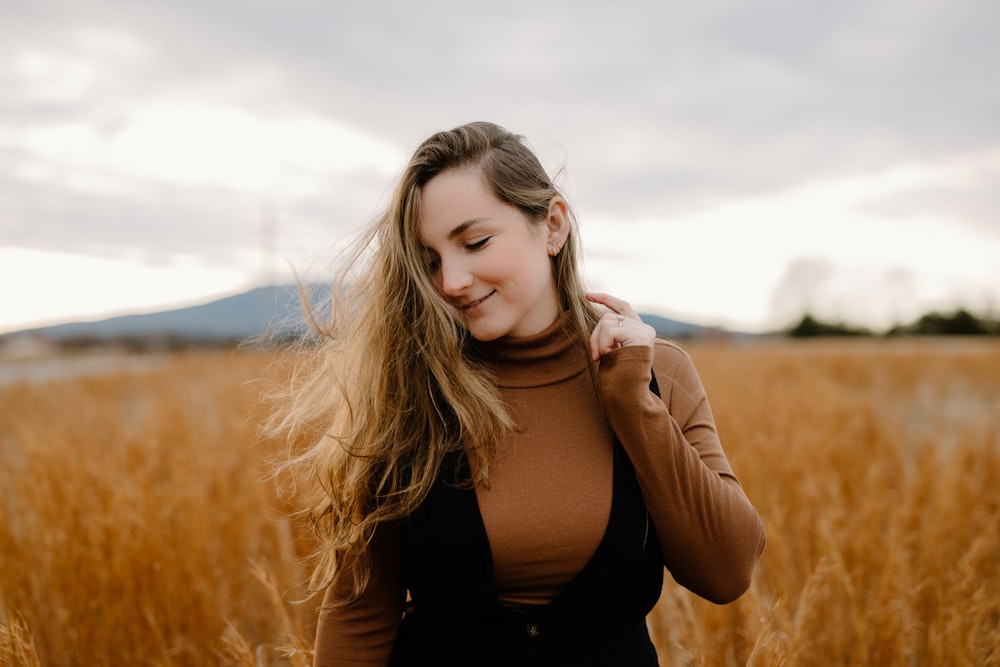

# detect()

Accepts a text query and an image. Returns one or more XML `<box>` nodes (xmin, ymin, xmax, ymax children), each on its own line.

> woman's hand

<box><xmin>586</xmin><ymin>292</ymin><xmax>656</xmax><ymax>361</ymax></box>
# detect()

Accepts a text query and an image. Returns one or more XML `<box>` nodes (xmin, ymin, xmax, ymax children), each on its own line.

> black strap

<box><xmin>649</xmin><ymin>370</ymin><xmax>660</xmax><ymax>398</ymax></box>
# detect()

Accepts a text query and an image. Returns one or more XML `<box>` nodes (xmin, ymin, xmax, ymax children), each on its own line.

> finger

<box><xmin>591</xmin><ymin>311</ymin><xmax>658</xmax><ymax>360</ymax></box>
<box><xmin>589</xmin><ymin>312</ymin><xmax>626</xmax><ymax>360</ymax></box>
<box><xmin>589</xmin><ymin>326</ymin><xmax>617</xmax><ymax>361</ymax></box>
<box><xmin>586</xmin><ymin>292</ymin><xmax>640</xmax><ymax>320</ymax></box>
<box><xmin>588</xmin><ymin>315</ymin><xmax>613</xmax><ymax>360</ymax></box>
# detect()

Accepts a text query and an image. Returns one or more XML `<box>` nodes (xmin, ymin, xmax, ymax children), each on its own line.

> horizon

<box><xmin>3</xmin><ymin>280</ymin><xmax>994</xmax><ymax>339</ymax></box>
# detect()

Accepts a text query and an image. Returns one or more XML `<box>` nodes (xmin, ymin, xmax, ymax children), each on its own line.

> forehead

<box><xmin>418</xmin><ymin>170</ymin><xmax>505</xmax><ymax>241</ymax></box>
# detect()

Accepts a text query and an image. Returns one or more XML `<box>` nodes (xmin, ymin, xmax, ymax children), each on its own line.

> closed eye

<box><xmin>466</xmin><ymin>236</ymin><xmax>491</xmax><ymax>251</ymax></box>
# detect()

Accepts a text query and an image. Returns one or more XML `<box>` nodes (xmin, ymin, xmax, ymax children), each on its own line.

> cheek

<box><xmin>482</xmin><ymin>237</ymin><xmax>551</xmax><ymax>288</ymax></box>
<box><xmin>476</xmin><ymin>252</ymin><xmax>510</xmax><ymax>281</ymax></box>
<box><xmin>521</xmin><ymin>250</ymin><xmax>557</xmax><ymax>293</ymax></box>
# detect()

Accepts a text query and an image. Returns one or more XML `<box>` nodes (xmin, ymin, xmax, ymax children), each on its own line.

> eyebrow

<box><xmin>447</xmin><ymin>218</ymin><xmax>489</xmax><ymax>241</ymax></box>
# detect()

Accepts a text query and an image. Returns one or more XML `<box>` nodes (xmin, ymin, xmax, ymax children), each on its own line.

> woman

<box><xmin>270</xmin><ymin>121</ymin><xmax>765</xmax><ymax>666</ymax></box>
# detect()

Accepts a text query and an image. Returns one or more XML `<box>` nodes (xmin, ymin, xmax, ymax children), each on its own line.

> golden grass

<box><xmin>0</xmin><ymin>351</ymin><xmax>314</xmax><ymax>666</ymax></box>
<box><xmin>1</xmin><ymin>340</ymin><xmax>998</xmax><ymax>665</ymax></box>
<box><xmin>650</xmin><ymin>338</ymin><xmax>1000</xmax><ymax>666</ymax></box>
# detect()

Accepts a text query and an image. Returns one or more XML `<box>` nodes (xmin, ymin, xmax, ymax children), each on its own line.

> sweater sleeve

<box><xmin>313</xmin><ymin>522</ymin><xmax>406</xmax><ymax>667</ymax></box>
<box><xmin>598</xmin><ymin>340</ymin><xmax>765</xmax><ymax>604</ymax></box>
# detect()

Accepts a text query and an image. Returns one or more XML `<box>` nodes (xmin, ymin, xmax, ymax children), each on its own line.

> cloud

<box><xmin>580</xmin><ymin>153</ymin><xmax>1000</xmax><ymax>330</ymax></box>
<box><xmin>2</xmin><ymin>0</ymin><xmax>999</xmax><ymax>330</ymax></box>
<box><xmin>861</xmin><ymin>153</ymin><xmax>1000</xmax><ymax>235</ymax></box>
<box><xmin>9</xmin><ymin>99</ymin><xmax>403</xmax><ymax>193</ymax></box>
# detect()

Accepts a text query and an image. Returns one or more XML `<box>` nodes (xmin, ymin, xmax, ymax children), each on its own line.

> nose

<box><xmin>437</xmin><ymin>255</ymin><xmax>473</xmax><ymax>298</ymax></box>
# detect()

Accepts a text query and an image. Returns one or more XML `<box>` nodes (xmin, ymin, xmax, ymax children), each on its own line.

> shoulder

<box><xmin>651</xmin><ymin>338</ymin><xmax>708</xmax><ymax>404</ymax></box>
<box><xmin>652</xmin><ymin>338</ymin><xmax>692</xmax><ymax>376</ymax></box>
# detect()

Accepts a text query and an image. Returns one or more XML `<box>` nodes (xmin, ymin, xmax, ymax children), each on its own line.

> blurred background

<box><xmin>2</xmin><ymin>0</ymin><xmax>999</xmax><ymax>337</ymax></box>
<box><xmin>2</xmin><ymin>5</ymin><xmax>999</xmax><ymax>663</ymax></box>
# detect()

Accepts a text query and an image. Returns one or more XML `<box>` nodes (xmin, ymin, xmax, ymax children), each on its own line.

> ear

<box><xmin>544</xmin><ymin>197</ymin><xmax>570</xmax><ymax>256</ymax></box>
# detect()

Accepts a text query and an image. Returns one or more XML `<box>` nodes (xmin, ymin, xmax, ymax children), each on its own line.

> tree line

<box><xmin>788</xmin><ymin>308</ymin><xmax>999</xmax><ymax>337</ymax></box>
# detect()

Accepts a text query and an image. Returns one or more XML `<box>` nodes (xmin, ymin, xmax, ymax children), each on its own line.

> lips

<box><xmin>460</xmin><ymin>291</ymin><xmax>494</xmax><ymax>312</ymax></box>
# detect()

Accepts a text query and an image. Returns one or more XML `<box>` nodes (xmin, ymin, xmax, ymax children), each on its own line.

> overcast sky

<box><xmin>2</xmin><ymin>0</ymin><xmax>998</xmax><ymax>334</ymax></box>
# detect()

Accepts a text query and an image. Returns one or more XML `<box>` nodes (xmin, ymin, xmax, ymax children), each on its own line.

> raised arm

<box><xmin>598</xmin><ymin>341</ymin><xmax>765</xmax><ymax>604</ymax></box>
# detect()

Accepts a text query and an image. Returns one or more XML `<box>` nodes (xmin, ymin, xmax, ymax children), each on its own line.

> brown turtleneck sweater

<box><xmin>313</xmin><ymin>315</ymin><xmax>765</xmax><ymax>666</ymax></box>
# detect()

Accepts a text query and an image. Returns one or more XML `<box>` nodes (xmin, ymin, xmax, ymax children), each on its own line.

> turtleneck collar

<box><xmin>471</xmin><ymin>312</ymin><xmax>592</xmax><ymax>388</ymax></box>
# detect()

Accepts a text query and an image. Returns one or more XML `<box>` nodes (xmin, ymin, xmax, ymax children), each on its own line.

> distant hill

<box><xmin>641</xmin><ymin>313</ymin><xmax>732</xmax><ymax>340</ymax></box>
<box><xmin>6</xmin><ymin>284</ymin><xmax>327</xmax><ymax>344</ymax></box>
<box><xmin>3</xmin><ymin>284</ymin><xmax>739</xmax><ymax>344</ymax></box>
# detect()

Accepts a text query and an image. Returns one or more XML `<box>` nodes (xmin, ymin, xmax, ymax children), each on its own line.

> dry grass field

<box><xmin>1</xmin><ymin>339</ymin><xmax>998</xmax><ymax>666</ymax></box>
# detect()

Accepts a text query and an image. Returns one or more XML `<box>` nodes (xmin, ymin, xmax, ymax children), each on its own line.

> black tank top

<box><xmin>392</xmin><ymin>379</ymin><xmax>665</xmax><ymax>667</ymax></box>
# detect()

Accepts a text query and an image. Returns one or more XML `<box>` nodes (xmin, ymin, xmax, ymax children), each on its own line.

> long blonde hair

<box><xmin>266</xmin><ymin>121</ymin><xmax>602</xmax><ymax>602</ymax></box>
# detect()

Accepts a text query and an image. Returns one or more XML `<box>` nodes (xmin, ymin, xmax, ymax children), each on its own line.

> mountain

<box><xmin>640</xmin><ymin>313</ymin><xmax>729</xmax><ymax>340</ymax></box>
<box><xmin>3</xmin><ymin>284</ymin><xmax>736</xmax><ymax>344</ymax></box>
<box><xmin>6</xmin><ymin>284</ymin><xmax>327</xmax><ymax>344</ymax></box>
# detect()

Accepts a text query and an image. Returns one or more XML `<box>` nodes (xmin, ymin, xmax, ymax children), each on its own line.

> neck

<box><xmin>472</xmin><ymin>312</ymin><xmax>591</xmax><ymax>388</ymax></box>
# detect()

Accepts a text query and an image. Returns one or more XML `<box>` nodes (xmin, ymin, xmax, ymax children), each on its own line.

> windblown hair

<box><xmin>265</xmin><ymin>121</ymin><xmax>603</xmax><ymax>604</ymax></box>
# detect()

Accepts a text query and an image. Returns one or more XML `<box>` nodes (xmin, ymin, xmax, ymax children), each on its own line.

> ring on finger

<box><xmin>616</xmin><ymin>315</ymin><xmax>625</xmax><ymax>328</ymax></box>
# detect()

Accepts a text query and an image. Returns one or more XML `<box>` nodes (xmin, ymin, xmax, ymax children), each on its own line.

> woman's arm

<box><xmin>598</xmin><ymin>341</ymin><xmax>765</xmax><ymax>604</ymax></box>
<box><xmin>313</xmin><ymin>522</ymin><xmax>406</xmax><ymax>667</ymax></box>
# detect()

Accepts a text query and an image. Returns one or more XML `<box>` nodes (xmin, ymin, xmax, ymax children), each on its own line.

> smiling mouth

<box><xmin>460</xmin><ymin>292</ymin><xmax>494</xmax><ymax>313</ymax></box>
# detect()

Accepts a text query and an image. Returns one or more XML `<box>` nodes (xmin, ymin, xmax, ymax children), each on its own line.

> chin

<box><xmin>468</xmin><ymin>328</ymin><xmax>504</xmax><ymax>343</ymax></box>
<box><xmin>466</xmin><ymin>319</ymin><xmax>507</xmax><ymax>342</ymax></box>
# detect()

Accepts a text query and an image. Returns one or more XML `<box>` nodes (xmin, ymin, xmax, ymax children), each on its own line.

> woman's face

<box><xmin>418</xmin><ymin>169</ymin><xmax>562</xmax><ymax>341</ymax></box>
